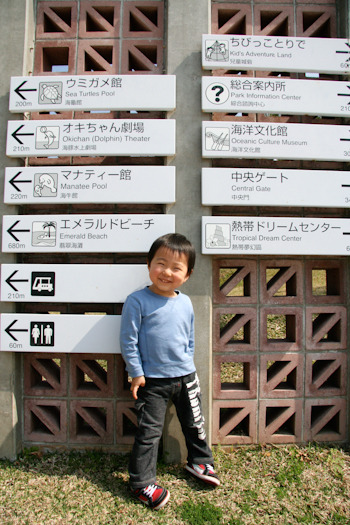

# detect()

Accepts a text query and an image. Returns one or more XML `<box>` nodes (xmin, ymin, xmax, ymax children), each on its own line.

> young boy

<box><xmin>120</xmin><ymin>233</ymin><xmax>219</xmax><ymax>510</ymax></box>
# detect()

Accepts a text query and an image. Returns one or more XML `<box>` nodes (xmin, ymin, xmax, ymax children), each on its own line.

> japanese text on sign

<box><xmin>202</xmin><ymin>34</ymin><xmax>350</xmax><ymax>74</ymax></box>
<box><xmin>202</xmin><ymin>216</ymin><xmax>350</xmax><ymax>255</ymax></box>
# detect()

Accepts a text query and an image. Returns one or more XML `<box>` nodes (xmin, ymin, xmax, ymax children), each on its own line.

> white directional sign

<box><xmin>1</xmin><ymin>264</ymin><xmax>150</xmax><ymax>303</ymax></box>
<box><xmin>202</xmin><ymin>76</ymin><xmax>350</xmax><ymax>117</ymax></box>
<box><xmin>9</xmin><ymin>74</ymin><xmax>176</xmax><ymax>112</ymax></box>
<box><xmin>4</xmin><ymin>166</ymin><xmax>175</xmax><ymax>204</ymax></box>
<box><xmin>202</xmin><ymin>216</ymin><xmax>350</xmax><ymax>255</ymax></box>
<box><xmin>2</xmin><ymin>214</ymin><xmax>175</xmax><ymax>253</ymax></box>
<box><xmin>0</xmin><ymin>314</ymin><xmax>121</xmax><ymax>353</ymax></box>
<box><xmin>202</xmin><ymin>34</ymin><xmax>350</xmax><ymax>74</ymax></box>
<box><xmin>202</xmin><ymin>121</ymin><xmax>350</xmax><ymax>161</ymax></box>
<box><xmin>202</xmin><ymin>168</ymin><xmax>350</xmax><ymax>208</ymax></box>
<box><xmin>6</xmin><ymin>119</ymin><xmax>175</xmax><ymax>157</ymax></box>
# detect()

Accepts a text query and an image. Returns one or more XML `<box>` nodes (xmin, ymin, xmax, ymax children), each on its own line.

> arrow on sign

<box><xmin>337</xmin><ymin>85</ymin><xmax>350</xmax><ymax>104</ymax></box>
<box><xmin>11</xmin><ymin>125</ymin><xmax>35</xmax><ymax>145</ymax></box>
<box><xmin>7</xmin><ymin>220</ymin><xmax>30</xmax><ymax>242</ymax></box>
<box><xmin>5</xmin><ymin>320</ymin><xmax>28</xmax><ymax>341</ymax></box>
<box><xmin>14</xmin><ymin>80</ymin><xmax>37</xmax><ymax>100</ymax></box>
<box><xmin>9</xmin><ymin>171</ymin><xmax>32</xmax><ymax>192</ymax></box>
<box><xmin>5</xmin><ymin>271</ymin><xmax>29</xmax><ymax>292</ymax></box>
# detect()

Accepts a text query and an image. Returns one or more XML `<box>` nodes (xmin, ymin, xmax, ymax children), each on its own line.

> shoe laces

<box><xmin>143</xmin><ymin>484</ymin><xmax>157</xmax><ymax>497</ymax></box>
<box><xmin>204</xmin><ymin>464</ymin><xmax>215</xmax><ymax>474</ymax></box>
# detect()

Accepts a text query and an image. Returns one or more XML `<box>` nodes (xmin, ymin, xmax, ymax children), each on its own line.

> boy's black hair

<box><xmin>147</xmin><ymin>233</ymin><xmax>196</xmax><ymax>275</ymax></box>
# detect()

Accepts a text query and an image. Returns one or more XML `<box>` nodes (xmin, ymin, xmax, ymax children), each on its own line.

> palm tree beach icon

<box><xmin>32</xmin><ymin>221</ymin><xmax>57</xmax><ymax>247</ymax></box>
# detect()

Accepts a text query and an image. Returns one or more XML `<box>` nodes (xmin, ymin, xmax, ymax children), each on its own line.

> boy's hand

<box><xmin>130</xmin><ymin>375</ymin><xmax>146</xmax><ymax>400</ymax></box>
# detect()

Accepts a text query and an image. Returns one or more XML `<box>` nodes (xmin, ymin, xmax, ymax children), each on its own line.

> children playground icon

<box><xmin>205</xmin><ymin>39</ymin><xmax>229</xmax><ymax>62</ymax></box>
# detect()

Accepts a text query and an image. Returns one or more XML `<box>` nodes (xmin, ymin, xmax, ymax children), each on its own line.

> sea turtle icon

<box><xmin>40</xmin><ymin>83</ymin><xmax>61</xmax><ymax>104</ymax></box>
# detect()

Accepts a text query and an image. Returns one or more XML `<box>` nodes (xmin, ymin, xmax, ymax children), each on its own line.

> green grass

<box><xmin>0</xmin><ymin>444</ymin><xmax>349</xmax><ymax>524</ymax></box>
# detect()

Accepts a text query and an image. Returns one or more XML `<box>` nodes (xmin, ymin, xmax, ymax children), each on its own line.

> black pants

<box><xmin>129</xmin><ymin>372</ymin><xmax>214</xmax><ymax>489</ymax></box>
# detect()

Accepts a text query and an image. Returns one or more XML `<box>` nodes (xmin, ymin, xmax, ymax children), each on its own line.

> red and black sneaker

<box><xmin>133</xmin><ymin>483</ymin><xmax>170</xmax><ymax>510</ymax></box>
<box><xmin>185</xmin><ymin>463</ymin><xmax>220</xmax><ymax>487</ymax></box>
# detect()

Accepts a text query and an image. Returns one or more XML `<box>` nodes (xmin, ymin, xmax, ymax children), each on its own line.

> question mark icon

<box><xmin>212</xmin><ymin>84</ymin><xmax>224</xmax><ymax>102</ymax></box>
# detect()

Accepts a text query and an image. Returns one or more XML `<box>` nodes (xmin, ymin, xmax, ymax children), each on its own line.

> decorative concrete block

<box><xmin>260</xmin><ymin>353</ymin><xmax>303</xmax><ymax>398</ymax></box>
<box><xmin>260</xmin><ymin>259</ymin><xmax>303</xmax><ymax>304</ymax></box>
<box><xmin>77</xmin><ymin>39</ymin><xmax>119</xmax><ymax>74</ymax></box>
<box><xmin>70</xmin><ymin>399</ymin><xmax>113</xmax><ymax>444</ymax></box>
<box><xmin>213</xmin><ymin>354</ymin><xmax>257</xmax><ymax>399</ymax></box>
<box><xmin>24</xmin><ymin>399</ymin><xmax>67</xmax><ymax>443</ymax></box>
<box><xmin>122</xmin><ymin>2</ymin><xmax>164</xmax><ymax>38</ymax></box>
<box><xmin>212</xmin><ymin>400</ymin><xmax>257</xmax><ymax>445</ymax></box>
<box><xmin>260</xmin><ymin>306</ymin><xmax>302</xmax><ymax>352</ymax></box>
<box><xmin>79</xmin><ymin>1</ymin><xmax>121</xmax><ymax>38</ymax></box>
<box><xmin>211</xmin><ymin>3</ymin><xmax>252</xmax><ymax>35</ymax></box>
<box><xmin>24</xmin><ymin>353</ymin><xmax>67</xmax><ymax>397</ymax></box>
<box><xmin>259</xmin><ymin>399</ymin><xmax>302</xmax><ymax>444</ymax></box>
<box><xmin>70</xmin><ymin>354</ymin><xmax>114</xmax><ymax>397</ymax></box>
<box><xmin>304</xmin><ymin>398</ymin><xmax>347</xmax><ymax>442</ymax></box>
<box><xmin>36</xmin><ymin>1</ymin><xmax>78</xmax><ymax>39</ymax></box>
<box><xmin>33</xmin><ymin>41</ymin><xmax>76</xmax><ymax>75</ymax></box>
<box><xmin>121</xmin><ymin>40</ymin><xmax>163</xmax><ymax>74</ymax></box>
<box><xmin>306</xmin><ymin>306</ymin><xmax>347</xmax><ymax>350</ymax></box>
<box><xmin>213</xmin><ymin>259</ymin><xmax>257</xmax><ymax>304</ymax></box>
<box><xmin>305</xmin><ymin>353</ymin><xmax>347</xmax><ymax>397</ymax></box>
<box><xmin>305</xmin><ymin>260</ymin><xmax>345</xmax><ymax>305</ymax></box>
<box><xmin>213</xmin><ymin>307</ymin><xmax>257</xmax><ymax>352</ymax></box>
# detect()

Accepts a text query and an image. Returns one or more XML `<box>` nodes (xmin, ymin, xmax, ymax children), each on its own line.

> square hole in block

<box><xmin>266</xmin><ymin>314</ymin><xmax>297</xmax><ymax>342</ymax></box>
<box><xmin>311</xmin><ymin>405</ymin><xmax>340</xmax><ymax>435</ymax></box>
<box><xmin>76</xmin><ymin>406</ymin><xmax>107</xmax><ymax>437</ymax></box>
<box><xmin>31</xmin><ymin>405</ymin><xmax>61</xmax><ymax>435</ymax></box>
<box><xmin>129</xmin><ymin>6</ymin><xmax>158</xmax><ymax>31</ymax></box>
<box><xmin>76</xmin><ymin>359</ymin><xmax>108</xmax><ymax>391</ymax></box>
<box><xmin>312</xmin><ymin>360</ymin><xmax>341</xmax><ymax>389</ymax></box>
<box><xmin>221</xmin><ymin>361</ymin><xmax>250</xmax><ymax>391</ymax></box>
<box><xmin>220</xmin><ymin>314</ymin><xmax>251</xmax><ymax>344</ymax></box>
<box><xmin>312</xmin><ymin>313</ymin><xmax>341</xmax><ymax>342</ymax></box>
<box><xmin>312</xmin><ymin>268</ymin><xmax>340</xmax><ymax>296</ymax></box>
<box><xmin>43</xmin><ymin>7</ymin><xmax>72</xmax><ymax>32</ymax></box>
<box><xmin>31</xmin><ymin>358</ymin><xmax>61</xmax><ymax>389</ymax></box>
<box><xmin>266</xmin><ymin>406</ymin><xmax>295</xmax><ymax>436</ymax></box>
<box><xmin>267</xmin><ymin>360</ymin><xmax>297</xmax><ymax>390</ymax></box>
<box><xmin>86</xmin><ymin>6</ymin><xmax>115</xmax><ymax>31</ymax></box>
<box><xmin>220</xmin><ymin>267</ymin><xmax>250</xmax><ymax>297</ymax></box>
<box><xmin>42</xmin><ymin>47</ymin><xmax>70</xmax><ymax>72</ymax></box>
<box><xmin>220</xmin><ymin>407</ymin><xmax>250</xmax><ymax>437</ymax></box>
<box><xmin>128</xmin><ymin>44</ymin><xmax>158</xmax><ymax>70</ymax></box>
<box><xmin>265</xmin><ymin>267</ymin><xmax>297</xmax><ymax>297</ymax></box>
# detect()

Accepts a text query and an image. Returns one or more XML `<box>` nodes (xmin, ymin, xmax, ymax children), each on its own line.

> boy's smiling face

<box><xmin>147</xmin><ymin>246</ymin><xmax>191</xmax><ymax>297</ymax></box>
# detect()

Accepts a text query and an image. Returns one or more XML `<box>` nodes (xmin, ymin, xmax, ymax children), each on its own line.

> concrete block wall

<box><xmin>1</xmin><ymin>0</ymin><xmax>350</xmax><ymax>459</ymax></box>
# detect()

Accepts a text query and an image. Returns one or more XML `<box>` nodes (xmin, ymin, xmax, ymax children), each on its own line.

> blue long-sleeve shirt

<box><xmin>119</xmin><ymin>286</ymin><xmax>196</xmax><ymax>378</ymax></box>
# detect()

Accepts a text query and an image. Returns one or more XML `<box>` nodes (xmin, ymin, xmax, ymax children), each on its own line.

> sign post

<box><xmin>9</xmin><ymin>74</ymin><xmax>176</xmax><ymax>112</ymax></box>
<box><xmin>202</xmin><ymin>121</ymin><xmax>350</xmax><ymax>161</ymax></box>
<box><xmin>202</xmin><ymin>216</ymin><xmax>350</xmax><ymax>255</ymax></box>
<box><xmin>2</xmin><ymin>214</ymin><xmax>175</xmax><ymax>253</ymax></box>
<box><xmin>202</xmin><ymin>34</ymin><xmax>350</xmax><ymax>74</ymax></box>
<box><xmin>4</xmin><ymin>166</ymin><xmax>175</xmax><ymax>204</ymax></box>
<box><xmin>0</xmin><ymin>314</ymin><xmax>122</xmax><ymax>353</ymax></box>
<box><xmin>202</xmin><ymin>168</ymin><xmax>350</xmax><ymax>208</ymax></box>
<box><xmin>1</xmin><ymin>264</ymin><xmax>150</xmax><ymax>303</ymax></box>
<box><xmin>202</xmin><ymin>76</ymin><xmax>350</xmax><ymax>117</ymax></box>
<box><xmin>7</xmin><ymin>119</ymin><xmax>176</xmax><ymax>157</ymax></box>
